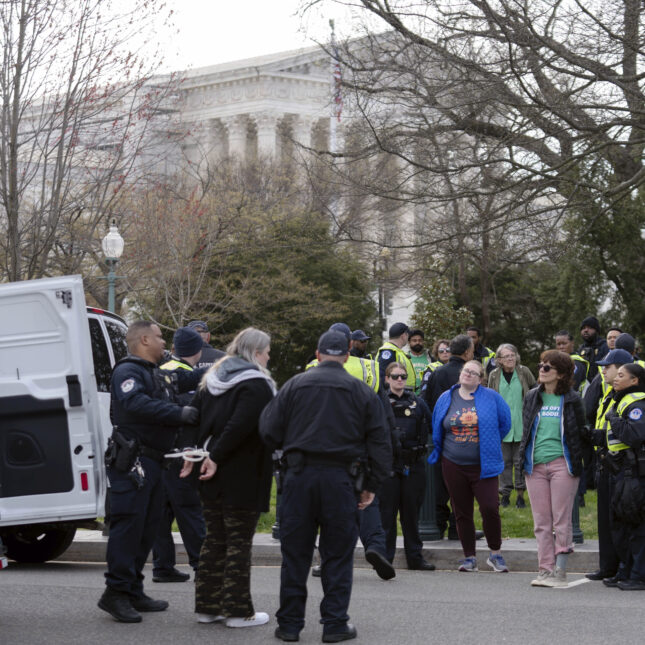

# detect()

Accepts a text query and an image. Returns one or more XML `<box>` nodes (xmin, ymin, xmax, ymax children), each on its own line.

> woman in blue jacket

<box><xmin>428</xmin><ymin>360</ymin><xmax>511</xmax><ymax>573</ymax></box>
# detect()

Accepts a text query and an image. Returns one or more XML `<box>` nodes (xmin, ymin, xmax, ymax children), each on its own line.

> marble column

<box><xmin>254</xmin><ymin>110</ymin><xmax>279</xmax><ymax>157</ymax></box>
<box><xmin>223</xmin><ymin>115</ymin><xmax>248</xmax><ymax>160</ymax></box>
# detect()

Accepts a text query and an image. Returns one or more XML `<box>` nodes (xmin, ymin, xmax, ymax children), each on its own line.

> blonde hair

<box><xmin>201</xmin><ymin>327</ymin><xmax>274</xmax><ymax>389</ymax></box>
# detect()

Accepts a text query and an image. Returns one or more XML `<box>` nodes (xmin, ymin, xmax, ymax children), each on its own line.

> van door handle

<box><xmin>66</xmin><ymin>375</ymin><xmax>83</xmax><ymax>407</ymax></box>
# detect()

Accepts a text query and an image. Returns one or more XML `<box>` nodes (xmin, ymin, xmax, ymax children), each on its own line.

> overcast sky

<box><xmin>163</xmin><ymin>0</ymin><xmax>350</xmax><ymax>71</ymax></box>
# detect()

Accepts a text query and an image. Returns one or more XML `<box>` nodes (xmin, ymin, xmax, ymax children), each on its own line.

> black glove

<box><xmin>181</xmin><ymin>406</ymin><xmax>199</xmax><ymax>425</ymax></box>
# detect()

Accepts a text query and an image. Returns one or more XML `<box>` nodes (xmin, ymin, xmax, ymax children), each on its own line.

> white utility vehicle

<box><xmin>0</xmin><ymin>275</ymin><xmax>127</xmax><ymax>562</ymax></box>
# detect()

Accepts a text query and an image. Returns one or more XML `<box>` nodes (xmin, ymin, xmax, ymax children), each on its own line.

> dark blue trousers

<box><xmin>278</xmin><ymin>466</ymin><xmax>358</xmax><ymax>636</ymax></box>
<box><xmin>152</xmin><ymin>461</ymin><xmax>205</xmax><ymax>573</ymax></box>
<box><xmin>104</xmin><ymin>456</ymin><xmax>163</xmax><ymax>597</ymax></box>
<box><xmin>379</xmin><ymin>462</ymin><xmax>425</xmax><ymax>565</ymax></box>
<box><xmin>357</xmin><ymin>492</ymin><xmax>387</xmax><ymax>556</ymax></box>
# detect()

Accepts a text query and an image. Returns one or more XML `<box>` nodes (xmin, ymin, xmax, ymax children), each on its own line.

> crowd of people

<box><xmin>94</xmin><ymin>313</ymin><xmax>645</xmax><ymax>642</ymax></box>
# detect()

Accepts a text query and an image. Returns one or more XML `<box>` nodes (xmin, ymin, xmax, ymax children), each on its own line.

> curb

<box><xmin>61</xmin><ymin>531</ymin><xmax>600</xmax><ymax>573</ymax></box>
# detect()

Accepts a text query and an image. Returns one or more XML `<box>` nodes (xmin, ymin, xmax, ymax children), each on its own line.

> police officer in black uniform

<box><xmin>187</xmin><ymin>320</ymin><xmax>225</xmax><ymax>369</ymax></box>
<box><xmin>152</xmin><ymin>327</ymin><xmax>207</xmax><ymax>583</ymax></box>
<box><xmin>380</xmin><ymin>362</ymin><xmax>434</xmax><ymax>570</ymax></box>
<box><xmin>260</xmin><ymin>331</ymin><xmax>391</xmax><ymax>643</ymax></box>
<box><xmin>98</xmin><ymin>321</ymin><xmax>202</xmax><ymax>623</ymax></box>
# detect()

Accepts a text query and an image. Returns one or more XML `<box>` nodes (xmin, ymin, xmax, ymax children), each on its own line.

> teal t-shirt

<box><xmin>533</xmin><ymin>393</ymin><xmax>563</xmax><ymax>465</ymax></box>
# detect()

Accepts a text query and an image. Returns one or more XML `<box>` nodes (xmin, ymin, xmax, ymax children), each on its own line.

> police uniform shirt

<box><xmin>110</xmin><ymin>355</ymin><xmax>199</xmax><ymax>452</ymax></box>
<box><xmin>259</xmin><ymin>361</ymin><xmax>391</xmax><ymax>492</ymax></box>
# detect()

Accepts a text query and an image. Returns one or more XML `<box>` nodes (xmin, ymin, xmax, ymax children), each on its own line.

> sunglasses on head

<box><xmin>537</xmin><ymin>363</ymin><xmax>553</xmax><ymax>372</ymax></box>
<box><xmin>390</xmin><ymin>373</ymin><xmax>407</xmax><ymax>380</ymax></box>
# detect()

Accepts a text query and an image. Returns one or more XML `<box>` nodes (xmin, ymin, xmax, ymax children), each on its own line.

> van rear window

<box><xmin>106</xmin><ymin>321</ymin><xmax>127</xmax><ymax>362</ymax></box>
<box><xmin>88</xmin><ymin>319</ymin><xmax>112</xmax><ymax>392</ymax></box>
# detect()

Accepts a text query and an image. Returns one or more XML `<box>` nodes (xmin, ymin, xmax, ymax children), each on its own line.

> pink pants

<box><xmin>525</xmin><ymin>457</ymin><xmax>579</xmax><ymax>571</ymax></box>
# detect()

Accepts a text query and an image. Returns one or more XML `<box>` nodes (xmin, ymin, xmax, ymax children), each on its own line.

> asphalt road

<box><xmin>0</xmin><ymin>561</ymin><xmax>640</xmax><ymax>645</ymax></box>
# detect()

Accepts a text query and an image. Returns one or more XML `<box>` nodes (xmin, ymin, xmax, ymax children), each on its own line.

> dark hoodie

<box><xmin>191</xmin><ymin>357</ymin><xmax>275</xmax><ymax>511</ymax></box>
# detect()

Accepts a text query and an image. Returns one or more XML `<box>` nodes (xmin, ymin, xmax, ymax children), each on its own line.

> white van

<box><xmin>0</xmin><ymin>275</ymin><xmax>127</xmax><ymax>562</ymax></box>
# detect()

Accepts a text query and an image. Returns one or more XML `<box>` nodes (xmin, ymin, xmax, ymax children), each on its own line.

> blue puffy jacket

<box><xmin>428</xmin><ymin>384</ymin><xmax>511</xmax><ymax>479</ymax></box>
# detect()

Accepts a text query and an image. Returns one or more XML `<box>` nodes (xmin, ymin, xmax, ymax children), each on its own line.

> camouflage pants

<box><xmin>195</xmin><ymin>498</ymin><xmax>259</xmax><ymax>617</ymax></box>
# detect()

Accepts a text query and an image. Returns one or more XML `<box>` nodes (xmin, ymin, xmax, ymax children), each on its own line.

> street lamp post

<box><xmin>101</xmin><ymin>219</ymin><xmax>124</xmax><ymax>313</ymax></box>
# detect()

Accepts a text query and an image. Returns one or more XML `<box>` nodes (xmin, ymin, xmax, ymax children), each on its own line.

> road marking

<box><xmin>553</xmin><ymin>578</ymin><xmax>591</xmax><ymax>589</ymax></box>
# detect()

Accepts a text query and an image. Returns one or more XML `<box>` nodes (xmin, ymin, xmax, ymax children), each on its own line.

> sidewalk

<box><xmin>63</xmin><ymin>531</ymin><xmax>600</xmax><ymax>572</ymax></box>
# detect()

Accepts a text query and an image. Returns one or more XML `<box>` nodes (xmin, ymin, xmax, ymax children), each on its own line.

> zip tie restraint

<box><xmin>164</xmin><ymin>448</ymin><xmax>210</xmax><ymax>462</ymax></box>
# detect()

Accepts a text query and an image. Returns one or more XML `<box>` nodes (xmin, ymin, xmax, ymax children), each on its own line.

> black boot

<box><xmin>130</xmin><ymin>593</ymin><xmax>169</xmax><ymax>612</ymax></box>
<box><xmin>98</xmin><ymin>588</ymin><xmax>142</xmax><ymax>623</ymax></box>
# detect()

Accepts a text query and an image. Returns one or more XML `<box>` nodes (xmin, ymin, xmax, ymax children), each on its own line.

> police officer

<box><xmin>98</xmin><ymin>321</ymin><xmax>201</xmax><ymax>623</ymax></box>
<box><xmin>187</xmin><ymin>320</ymin><xmax>225</xmax><ymax>369</ymax></box>
<box><xmin>376</xmin><ymin>322</ymin><xmax>415</xmax><ymax>388</ymax></box>
<box><xmin>152</xmin><ymin>327</ymin><xmax>207</xmax><ymax>583</ymax></box>
<box><xmin>584</xmin><ymin>348</ymin><xmax>633</xmax><ymax>582</ymax></box>
<box><xmin>349</xmin><ymin>329</ymin><xmax>371</xmax><ymax>358</ymax></box>
<box><xmin>603</xmin><ymin>363</ymin><xmax>645</xmax><ymax>589</ymax></box>
<box><xmin>380</xmin><ymin>362</ymin><xmax>434</xmax><ymax>570</ymax></box>
<box><xmin>466</xmin><ymin>326</ymin><xmax>496</xmax><ymax>375</ymax></box>
<box><xmin>260</xmin><ymin>331</ymin><xmax>391</xmax><ymax>643</ymax></box>
<box><xmin>555</xmin><ymin>330</ymin><xmax>590</xmax><ymax>394</ymax></box>
<box><xmin>308</xmin><ymin>322</ymin><xmax>394</xmax><ymax>580</ymax></box>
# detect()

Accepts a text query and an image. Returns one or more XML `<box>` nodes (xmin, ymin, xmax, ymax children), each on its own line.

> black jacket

<box><xmin>259</xmin><ymin>361</ymin><xmax>391</xmax><ymax>492</ymax></box>
<box><xmin>519</xmin><ymin>386</ymin><xmax>587</xmax><ymax>476</ymax></box>
<box><xmin>192</xmin><ymin>376</ymin><xmax>274</xmax><ymax>511</ymax></box>
<box><xmin>110</xmin><ymin>355</ymin><xmax>200</xmax><ymax>452</ymax></box>
<box><xmin>577</xmin><ymin>337</ymin><xmax>609</xmax><ymax>382</ymax></box>
<box><xmin>423</xmin><ymin>356</ymin><xmax>466</xmax><ymax>410</ymax></box>
<box><xmin>606</xmin><ymin>386</ymin><xmax>645</xmax><ymax>452</ymax></box>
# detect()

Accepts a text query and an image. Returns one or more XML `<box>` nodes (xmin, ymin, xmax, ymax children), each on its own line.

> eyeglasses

<box><xmin>498</xmin><ymin>354</ymin><xmax>515</xmax><ymax>360</ymax></box>
<box><xmin>390</xmin><ymin>374</ymin><xmax>407</xmax><ymax>380</ymax></box>
<box><xmin>438</xmin><ymin>348</ymin><xmax>450</xmax><ymax>353</ymax></box>
<box><xmin>537</xmin><ymin>363</ymin><xmax>553</xmax><ymax>372</ymax></box>
<box><xmin>462</xmin><ymin>368</ymin><xmax>482</xmax><ymax>378</ymax></box>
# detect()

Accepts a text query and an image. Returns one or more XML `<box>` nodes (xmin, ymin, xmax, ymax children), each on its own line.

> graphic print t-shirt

<box><xmin>533</xmin><ymin>393</ymin><xmax>563</xmax><ymax>465</ymax></box>
<box><xmin>442</xmin><ymin>390</ymin><xmax>480</xmax><ymax>465</ymax></box>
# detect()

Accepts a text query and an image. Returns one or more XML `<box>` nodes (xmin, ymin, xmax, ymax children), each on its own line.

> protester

<box><xmin>578</xmin><ymin>316</ymin><xmax>609</xmax><ymax>382</ymax></box>
<box><xmin>184</xmin><ymin>327</ymin><xmax>276</xmax><ymax>628</ymax></box>
<box><xmin>487</xmin><ymin>343</ymin><xmax>536</xmax><ymax>508</ymax></box>
<box><xmin>520</xmin><ymin>350</ymin><xmax>587</xmax><ymax>588</ymax></box>
<box><xmin>407</xmin><ymin>329</ymin><xmax>432</xmax><ymax>394</ymax></box>
<box><xmin>428</xmin><ymin>360</ymin><xmax>511</xmax><ymax>572</ymax></box>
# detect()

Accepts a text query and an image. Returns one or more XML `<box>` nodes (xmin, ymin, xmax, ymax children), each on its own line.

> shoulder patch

<box><xmin>629</xmin><ymin>408</ymin><xmax>643</xmax><ymax>420</ymax></box>
<box><xmin>381</xmin><ymin>350</ymin><xmax>392</xmax><ymax>360</ymax></box>
<box><xmin>120</xmin><ymin>378</ymin><xmax>136</xmax><ymax>393</ymax></box>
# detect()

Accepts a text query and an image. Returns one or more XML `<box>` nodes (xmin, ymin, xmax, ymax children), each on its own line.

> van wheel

<box><xmin>4</xmin><ymin>526</ymin><xmax>77</xmax><ymax>563</ymax></box>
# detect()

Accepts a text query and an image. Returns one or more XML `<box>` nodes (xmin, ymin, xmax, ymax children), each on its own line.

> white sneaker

<box><xmin>543</xmin><ymin>566</ymin><xmax>567</xmax><ymax>588</ymax></box>
<box><xmin>225</xmin><ymin>612</ymin><xmax>270</xmax><ymax>628</ymax></box>
<box><xmin>531</xmin><ymin>569</ymin><xmax>553</xmax><ymax>587</ymax></box>
<box><xmin>197</xmin><ymin>613</ymin><xmax>225</xmax><ymax>623</ymax></box>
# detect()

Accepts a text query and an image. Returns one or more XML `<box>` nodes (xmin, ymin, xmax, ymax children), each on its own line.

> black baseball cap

<box><xmin>351</xmin><ymin>329</ymin><xmax>371</xmax><ymax>341</ymax></box>
<box><xmin>187</xmin><ymin>320</ymin><xmax>208</xmax><ymax>332</ymax></box>
<box><xmin>318</xmin><ymin>331</ymin><xmax>349</xmax><ymax>356</ymax></box>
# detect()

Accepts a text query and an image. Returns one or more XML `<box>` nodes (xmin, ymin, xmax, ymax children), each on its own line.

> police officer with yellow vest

<box><xmin>584</xmin><ymin>349</ymin><xmax>633</xmax><ymax>582</ymax></box>
<box><xmin>376</xmin><ymin>323</ymin><xmax>415</xmax><ymax>389</ymax></box>
<box><xmin>602</xmin><ymin>362</ymin><xmax>645</xmax><ymax>590</ymax></box>
<box><xmin>466</xmin><ymin>326</ymin><xmax>496</xmax><ymax>376</ymax></box>
<box><xmin>152</xmin><ymin>327</ymin><xmax>206</xmax><ymax>583</ymax></box>
<box><xmin>307</xmin><ymin>324</ymin><xmax>380</xmax><ymax>393</ymax></box>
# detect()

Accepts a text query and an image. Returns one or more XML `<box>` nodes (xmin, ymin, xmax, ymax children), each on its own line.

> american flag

<box><xmin>331</xmin><ymin>33</ymin><xmax>342</xmax><ymax>122</ymax></box>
